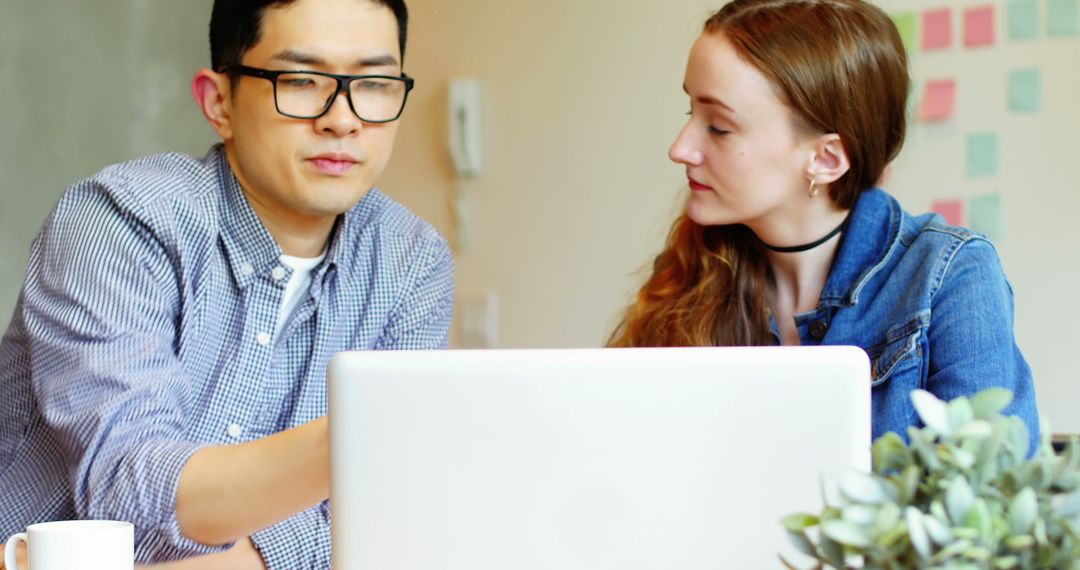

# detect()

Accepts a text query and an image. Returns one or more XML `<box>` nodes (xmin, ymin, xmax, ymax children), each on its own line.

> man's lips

<box><xmin>689</xmin><ymin>177</ymin><xmax>713</xmax><ymax>192</ymax></box>
<box><xmin>308</xmin><ymin>153</ymin><xmax>360</xmax><ymax>175</ymax></box>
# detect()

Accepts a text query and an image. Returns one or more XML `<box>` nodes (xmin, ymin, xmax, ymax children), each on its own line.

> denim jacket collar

<box><xmin>818</xmin><ymin>188</ymin><xmax>903</xmax><ymax>308</ymax></box>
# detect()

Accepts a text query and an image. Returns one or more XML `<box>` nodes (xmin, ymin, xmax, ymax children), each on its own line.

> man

<box><xmin>0</xmin><ymin>0</ymin><xmax>451</xmax><ymax>567</ymax></box>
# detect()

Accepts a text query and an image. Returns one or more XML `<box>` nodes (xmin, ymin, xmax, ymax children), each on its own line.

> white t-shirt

<box><xmin>274</xmin><ymin>250</ymin><xmax>327</xmax><ymax>340</ymax></box>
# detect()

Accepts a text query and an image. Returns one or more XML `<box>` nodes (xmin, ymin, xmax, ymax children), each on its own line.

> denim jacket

<box><xmin>775</xmin><ymin>189</ymin><xmax>1039</xmax><ymax>450</ymax></box>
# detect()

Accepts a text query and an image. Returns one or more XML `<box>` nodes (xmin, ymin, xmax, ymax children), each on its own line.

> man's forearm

<box><xmin>175</xmin><ymin>417</ymin><xmax>329</xmax><ymax>546</ymax></box>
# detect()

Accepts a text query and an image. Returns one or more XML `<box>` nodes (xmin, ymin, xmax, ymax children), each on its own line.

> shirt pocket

<box><xmin>866</xmin><ymin>313</ymin><xmax>929</xmax><ymax>388</ymax></box>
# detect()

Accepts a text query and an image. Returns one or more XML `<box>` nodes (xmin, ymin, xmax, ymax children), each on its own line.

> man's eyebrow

<box><xmin>356</xmin><ymin>54</ymin><xmax>400</xmax><ymax>67</ymax></box>
<box><xmin>271</xmin><ymin>50</ymin><xmax>400</xmax><ymax>68</ymax></box>
<box><xmin>271</xmin><ymin>50</ymin><xmax>324</xmax><ymax>66</ymax></box>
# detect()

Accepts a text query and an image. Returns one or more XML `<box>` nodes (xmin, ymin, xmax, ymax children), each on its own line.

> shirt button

<box><xmin>227</xmin><ymin>423</ymin><xmax>244</xmax><ymax>439</ymax></box>
<box><xmin>240</xmin><ymin>262</ymin><xmax>255</xmax><ymax>277</ymax></box>
<box><xmin>271</xmin><ymin>266</ymin><xmax>287</xmax><ymax>281</ymax></box>
<box><xmin>256</xmin><ymin>332</ymin><xmax>272</xmax><ymax>346</ymax></box>
<box><xmin>809</xmin><ymin>320</ymin><xmax>829</xmax><ymax>341</ymax></box>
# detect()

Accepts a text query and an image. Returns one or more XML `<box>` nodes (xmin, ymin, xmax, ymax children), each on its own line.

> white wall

<box><xmin>381</xmin><ymin>0</ymin><xmax>720</xmax><ymax>348</ymax></box>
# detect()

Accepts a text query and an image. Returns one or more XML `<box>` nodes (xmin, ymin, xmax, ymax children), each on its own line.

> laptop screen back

<box><xmin>329</xmin><ymin>346</ymin><xmax>870</xmax><ymax>569</ymax></box>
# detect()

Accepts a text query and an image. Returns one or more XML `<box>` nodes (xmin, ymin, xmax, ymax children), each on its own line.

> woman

<box><xmin>609</xmin><ymin>0</ymin><xmax>1039</xmax><ymax>447</ymax></box>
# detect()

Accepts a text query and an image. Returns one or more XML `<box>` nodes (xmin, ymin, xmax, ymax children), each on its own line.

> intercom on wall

<box><xmin>448</xmin><ymin>78</ymin><xmax>483</xmax><ymax>179</ymax></box>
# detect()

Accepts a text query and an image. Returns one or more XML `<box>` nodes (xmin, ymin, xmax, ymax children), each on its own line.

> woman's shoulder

<box><xmin>881</xmin><ymin>191</ymin><xmax>1005</xmax><ymax>295</ymax></box>
<box><xmin>857</xmin><ymin>188</ymin><xmax>990</xmax><ymax>253</ymax></box>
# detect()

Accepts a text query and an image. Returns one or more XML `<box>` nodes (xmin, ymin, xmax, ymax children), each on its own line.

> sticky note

<box><xmin>892</xmin><ymin>12</ymin><xmax>917</xmax><ymax>52</ymax></box>
<box><xmin>1008</xmin><ymin>68</ymin><xmax>1042</xmax><ymax>113</ymax></box>
<box><xmin>966</xmin><ymin>132</ymin><xmax>1000</xmax><ymax>178</ymax></box>
<box><xmin>923</xmin><ymin>8</ymin><xmax>953</xmax><ymax>50</ymax></box>
<box><xmin>931</xmin><ymin>199</ymin><xmax>965</xmax><ymax>226</ymax></box>
<box><xmin>968</xmin><ymin>194</ymin><xmax>1005</xmax><ymax>242</ymax></box>
<box><xmin>1049</xmin><ymin>0</ymin><xmax>1079</xmax><ymax>36</ymax></box>
<box><xmin>1007</xmin><ymin>0</ymin><xmax>1039</xmax><ymax>40</ymax></box>
<box><xmin>964</xmin><ymin>6</ymin><xmax>996</xmax><ymax>47</ymax></box>
<box><xmin>918</xmin><ymin>80</ymin><xmax>956</xmax><ymax>122</ymax></box>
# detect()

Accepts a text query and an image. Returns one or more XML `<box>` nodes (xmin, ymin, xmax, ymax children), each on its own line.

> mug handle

<box><xmin>5</xmin><ymin>532</ymin><xmax>27</xmax><ymax>570</ymax></box>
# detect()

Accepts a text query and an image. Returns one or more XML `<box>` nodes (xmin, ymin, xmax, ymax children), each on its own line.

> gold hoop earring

<box><xmin>808</xmin><ymin>179</ymin><xmax>820</xmax><ymax>198</ymax></box>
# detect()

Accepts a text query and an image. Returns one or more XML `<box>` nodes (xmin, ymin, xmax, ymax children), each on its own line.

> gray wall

<box><xmin>0</xmin><ymin>0</ymin><xmax>215</xmax><ymax>329</ymax></box>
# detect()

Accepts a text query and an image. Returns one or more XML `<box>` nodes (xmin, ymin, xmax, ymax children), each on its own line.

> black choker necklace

<box><xmin>756</xmin><ymin>213</ymin><xmax>851</xmax><ymax>254</ymax></box>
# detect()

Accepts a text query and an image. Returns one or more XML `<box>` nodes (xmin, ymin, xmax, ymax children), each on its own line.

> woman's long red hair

<box><xmin>609</xmin><ymin>0</ymin><xmax>909</xmax><ymax>347</ymax></box>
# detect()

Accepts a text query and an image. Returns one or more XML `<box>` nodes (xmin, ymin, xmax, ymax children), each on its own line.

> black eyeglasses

<box><xmin>227</xmin><ymin>64</ymin><xmax>415</xmax><ymax>123</ymax></box>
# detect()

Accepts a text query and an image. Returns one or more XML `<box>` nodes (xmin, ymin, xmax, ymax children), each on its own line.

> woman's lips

<box><xmin>689</xmin><ymin>178</ymin><xmax>713</xmax><ymax>192</ymax></box>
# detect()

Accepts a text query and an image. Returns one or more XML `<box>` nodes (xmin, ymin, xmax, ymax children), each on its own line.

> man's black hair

<box><xmin>210</xmin><ymin>0</ymin><xmax>409</xmax><ymax>73</ymax></box>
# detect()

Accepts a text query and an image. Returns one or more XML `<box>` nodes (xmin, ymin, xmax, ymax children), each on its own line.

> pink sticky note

<box><xmin>923</xmin><ymin>8</ymin><xmax>953</xmax><ymax>50</ymax></box>
<box><xmin>918</xmin><ymin>79</ymin><xmax>956</xmax><ymax>122</ymax></box>
<box><xmin>964</xmin><ymin>6</ymin><xmax>996</xmax><ymax>47</ymax></box>
<box><xmin>931</xmin><ymin>199</ymin><xmax>965</xmax><ymax>226</ymax></box>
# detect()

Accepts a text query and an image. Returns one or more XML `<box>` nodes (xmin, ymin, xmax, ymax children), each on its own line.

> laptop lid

<box><xmin>329</xmin><ymin>346</ymin><xmax>870</xmax><ymax>569</ymax></box>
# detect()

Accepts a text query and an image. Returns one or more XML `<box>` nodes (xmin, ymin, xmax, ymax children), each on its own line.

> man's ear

<box><xmin>192</xmin><ymin>69</ymin><xmax>234</xmax><ymax>141</ymax></box>
<box><xmin>805</xmin><ymin>133</ymin><xmax>851</xmax><ymax>186</ymax></box>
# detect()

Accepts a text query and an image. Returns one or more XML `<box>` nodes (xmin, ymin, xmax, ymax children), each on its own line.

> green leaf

<box><xmin>873</xmin><ymin>502</ymin><xmax>901</xmax><ymax>537</ymax></box>
<box><xmin>954</xmin><ymin>419</ymin><xmax>993</xmax><ymax>440</ymax></box>
<box><xmin>1055</xmin><ymin>435</ymin><xmax>1080</xmax><ymax>482</ymax></box>
<box><xmin>964</xmin><ymin>498</ymin><xmax>992</xmax><ymax>545</ymax></box>
<box><xmin>946</xmin><ymin>477</ymin><xmax>975</xmax><ymax>525</ymax></box>
<box><xmin>963</xmin><ymin>545</ymin><xmax>992</xmax><ymax>561</ymax></box>
<box><xmin>899</xmin><ymin>465</ymin><xmax>920</xmax><ymax>504</ymax></box>
<box><xmin>947</xmin><ymin>397</ymin><xmax>975</xmax><ymax>435</ymax></box>
<box><xmin>820</xmin><ymin>533</ymin><xmax>845</xmax><ymax>568</ymax></box>
<box><xmin>840</xmin><ymin>470</ymin><xmax>887</xmax><ymax>505</ymax></box>
<box><xmin>785</xmin><ymin>529</ymin><xmax>818</xmax><ymax>558</ymax></box>
<box><xmin>822</xmin><ymin>519</ymin><xmax>872</xmax><ymax>548</ymax></box>
<box><xmin>1008</xmin><ymin>488</ymin><xmax>1037</xmax><ymax>535</ymax></box>
<box><xmin>952</xmin><ymin>526</ymin><xmax>979</xmax><ymax>540</ymax></box>
<box><xmin>923</xmin><ymin>513</ymin><xmax>953</xmax><ymax>545</ymax></box>
<box><xmin>1033</xmin><ymin>516</ymin><xmax>1047</xmax><ymax>546</ymax></box>
<box><xmin>970</xmin><ymin>388</ymin><xmax>1013</xmax><ymax>419</ymax></box>
<box><xmin>909</xmin><ymin>426</ymin><xmax>942</xmax><ymax>470</ymax></box>
<box><xmin>931</xmin><ymin>537</ymin><xmax>972</xmax><ymax>562</ymax></box>
<box><xmin>780</xmin><ymin>513</ymin><xmax>819</xmax><ymax>532</ymax></box>
<box><xmin>1008</xmin><ymin>417</ymin><xmax>1031</xmax><ymax>461</ymax></box>
<box><xmin>905</xmin><ymin>506</ymin><xmax>932</xmax><ymax>559</ymax></box>
<box><xmin>945</xmin><ymin>446</ymin><xmax>977</xmax><ymax>470</ymax></box>
<box><xmin>912</xmin><ymin>390</ymin><xmax>951</xmax><ymax>436</ymax></box>
<box><xmin>1004</xmin><ymin>534</ymin><xmax>1035</xmax><ymax>550</ymax></box>
<box><xmin>842</xmin><ymin>504</ymin><xmax>876</xmax><ymax>526</ymax></box>
<box><xmin>992</xmin><ymin>555</ymin><xmax>1020</xmax><ymax>569</ymax></box>
<box><xmin>872</xmin><ymin>431</ymin><xmax>912</xmax><ymax>473</ymax></box>
<box><xmin>1054</xmin><ymin>490</ymin><xmax>1080</xmax><ymax>518</ymax></box>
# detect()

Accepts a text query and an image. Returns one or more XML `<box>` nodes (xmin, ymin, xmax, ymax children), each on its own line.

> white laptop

<box><xmin>328</xmin><ymin>346</ymin><xmax>870</xmax><ymax>569</ymax></box>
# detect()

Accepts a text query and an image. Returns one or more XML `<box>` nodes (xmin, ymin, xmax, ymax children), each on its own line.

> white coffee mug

<box><xmin>5</xmin><ymin>520</ymin><xmax>134</xmax><ymax>570</ymax></box>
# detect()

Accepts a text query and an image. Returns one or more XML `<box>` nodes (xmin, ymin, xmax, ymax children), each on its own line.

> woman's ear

<box><xmin>806</xmin><ymin>133</ymin><xmax>850</xmax><ymax>186</ymax></box>
<box><xmin>192</xmin><ymin>69</ymin><xmax>234</xmax><ymax>141</ymax></box>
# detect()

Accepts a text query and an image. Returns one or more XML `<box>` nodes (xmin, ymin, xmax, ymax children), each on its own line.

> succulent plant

<box><xmin>781</xmin><ymin>388</ymin><xmax>1080</xmax><ymax>569</ymax></box>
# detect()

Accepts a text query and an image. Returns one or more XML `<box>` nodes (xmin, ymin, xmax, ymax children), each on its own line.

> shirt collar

<box><xmin>818</xmin><ymin>188</ymin><xmax>902</xmax><ymax>307</ymax></box>
<box><xmin>211</xmin><ymin>145</ymin><xmax>284</xmax><ymax>290</ymax></box>
<box><xmin>209</xmin><ymin>144</ymin><xmax>367</xmax><ymax>290</ymax></box>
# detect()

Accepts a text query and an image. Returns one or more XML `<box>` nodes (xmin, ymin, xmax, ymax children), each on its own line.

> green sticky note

<box><xmin>1048</xmin><ymin>0</ymin><xmax>1079</xmax><ymax>37</ymax></box>
<box><xmin>968</xmin><ymin>194</ymin><xmax>1005</xmax><ymax>242</ymax></box>
<box><xmin>1007</xmin><ymin>0</ymin><xmax>1039</xmax><ymax>40</ymax></box>
<box><xmin>892</xmin><ymin>12</ymin><xmax>917</xmax><ymax>52</ymax></box>
<box><xmin>966</xmin><ymin>133</ymin><xmax>999</xmax><ymax>178</ymax></box>
<box><xmin>1008</xmin><ymin>68</ymin><xmax>1042</xmax><ymax>113</ymax></box>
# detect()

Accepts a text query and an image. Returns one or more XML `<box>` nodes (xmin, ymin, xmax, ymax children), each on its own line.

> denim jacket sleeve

<box><xmin>926</xmin><ymin>237</ymin><xmax>1039</xmax><ymax>451</ymax></box>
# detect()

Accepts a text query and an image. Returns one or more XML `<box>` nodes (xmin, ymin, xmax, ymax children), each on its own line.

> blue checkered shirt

<box><xmin>0</xmin><ymin>145</ymin><xmax>455</xmax><ymax>568</ymax></box>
